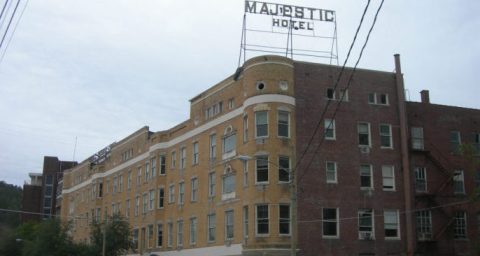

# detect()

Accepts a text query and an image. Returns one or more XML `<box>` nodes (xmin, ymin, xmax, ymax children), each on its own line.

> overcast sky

<box><xmin>0</xmin><ymin>0</ymin><xmax>478</xmax><ymax>186</ymax></box>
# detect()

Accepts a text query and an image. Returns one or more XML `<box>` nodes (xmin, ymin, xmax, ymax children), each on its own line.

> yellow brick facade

<box><xmin>61</xmin><ymin>55</ymin><xmax>297</xmax><ymax>256</ymax></box>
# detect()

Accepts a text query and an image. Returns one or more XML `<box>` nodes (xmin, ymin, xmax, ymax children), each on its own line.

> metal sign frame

<box><xmin>238</xmin><ymin>0</ymin><xmax>339</xmax><ymax>66</ymax></box>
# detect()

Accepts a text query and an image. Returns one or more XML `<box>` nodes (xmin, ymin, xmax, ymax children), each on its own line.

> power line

<box><xmin>0</xmin><ymin>197</ymin><xmax>472</xmax><ymax>224</ymax></box>
<box><xmin>297</xmin><ymin>0</ymin><xmax>385</xmax><ymax>184</ymax></box>
<box><xmin>0</xmin><ymin>0</ymin><xmax>28</xmax><ymax>65</ymax></box>
<box><xmin>298</xmin><ymin>199</ymin><xmax>472</xmax><ymax>224</ymax></box>
<box><xmin>0</xmin><ymin>0</ymin><xmax>20</xmax><ymax>50</ymax></box>
<box><xmin>0</xmin><ymin>0</ymin><xmax>10</xmax><ymax>25</ymax></box>
<box><xmin>292</xmin><ymin>0</ymin><xmax>371</xmax><ymax>177</ymax></box>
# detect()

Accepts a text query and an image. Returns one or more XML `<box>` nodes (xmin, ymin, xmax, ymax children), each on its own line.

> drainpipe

<box><xmin>394</xmin><ymin>54</ymin><xmax>414</xmax><ymax>256</ymax></box>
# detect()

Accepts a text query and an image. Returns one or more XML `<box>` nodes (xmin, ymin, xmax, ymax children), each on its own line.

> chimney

<box><xmin>420</xmin><ymin>90</ymin><xmax>430</xmax><ymax>104</ymax></box>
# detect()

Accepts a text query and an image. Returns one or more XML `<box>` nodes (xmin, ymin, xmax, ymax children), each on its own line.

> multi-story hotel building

<box><xmin>59</xmin><ymin>54</ymin><xmax>480</xmax><ymax>256</ymax></box>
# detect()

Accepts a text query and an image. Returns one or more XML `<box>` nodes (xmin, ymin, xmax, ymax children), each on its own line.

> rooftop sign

<box><xmin>245</xmin><ymin>1</ymin><xmax>335</xmax><ymax>22</ymax></box>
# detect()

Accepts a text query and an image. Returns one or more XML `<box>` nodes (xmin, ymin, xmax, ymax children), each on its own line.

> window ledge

<box><xmin>322</xmin><ymin>235</ymin><xmax>339</xmax><ymax>239</ymax></box>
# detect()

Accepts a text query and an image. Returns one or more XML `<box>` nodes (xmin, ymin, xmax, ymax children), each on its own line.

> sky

<box><xmin>0</xmin><ymin>0</ymin><xmax>479</xmax><ymax>186</ymax></box>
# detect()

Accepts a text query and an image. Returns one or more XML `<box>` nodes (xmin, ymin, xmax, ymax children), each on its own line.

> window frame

<box><xmin>358</xmin><ymin>122</ymin><xmax>371</xmax><ymax>147</ymax></box>
<box><xmin>255</xmin><ymin>111</ymin><xmax>269</xmax><ymax>138</ymax></box>
<box><xmin>358</xmin><ymin>209</ymin><xmax>374</xmax><ymax>240</ymax></box>
<box><xmin>157</xmin><ymin>223</ymin><xmax>163</xmax><ymax>248</ymax></box>
<box><xmin>192</xmin><ymin>142</ymin><xmax>199</xmax><ymax>165</ymax></box>
<box><xmin>454</xmin><ymin>211</ymin><xmax>467</xmax><ymax>239</ymax></box>
<box><xmin>324</xmin><ymin>119</ymin><xmax>336</xmax><ymax>140</ymax></box>
<box><xmin>256</xmin><ymin>204</ymin><xmax>269</xmax><ymax>236</ymax></box>
<box><xmin>278</xmin><ymin>110</ymin><xmax>290</xmax><ymax>138</ymax></box>
<box><xmin>190</xmin><ymin>217</ymin><xmax>197</xmax><ymax>245</ymax></box>
<box><xmin>326</xmin><ymin>161</ymin><xmax>337</xmax><ymax>184</ymax></box>
<box><xmin>382</xmin><ymin>165</ymin><xmax>395</xmax><ymax>191</ymax></box>
<box><xmin>255</xmin><ymin>155</ymin><xmax>269</xmax><ymax>184</ymax></box>
<box><xmin>384</xmin><ymin>209</ymin><xmax>400</xmax><ymax>239</ymax></box>
<box><xmin>379</xmin><ymin>124</ymin><xmax>393</xmax><ymax>149</ymax></box>
<box><xmin>415</xmin><ymin>167</ymin><xmax>427</xmax><ymax>193</ymax></box>
<box><xmin>360</xmin><ymin>164</ymin><xmax>373</xmax><ymax>190</ymax></box>
<box><xmin>207</xmin><ymin>214</ymin><xmax>216</xmax><ymax>242</ymax></box>
<box><xmin>225</xmin><ymin>210</ymin><xmax>234</xmax><ymax>240</ymax></box>
<box><xmin>322</xmin><ymin>208</ymin><xmax>339</xmax><ymax>238</ymax></box>
<box><xmin>278</xmin><ymin>156</ymin><xmax>290</xmax><ymax>183</ymax></box>
<box><xmin>191</xmin><ymin>177</ymin><xmax>198</xmax><ymax>202</ymax></box>
<box><xmin>279</xmin><ymin>204</ymin><xmax>291</xmax><ymax>236</ymax></box>
<box><xmin>453</xmin><ymin>170</ymin><xmax>465</xmax><ymax>195</ymax></box>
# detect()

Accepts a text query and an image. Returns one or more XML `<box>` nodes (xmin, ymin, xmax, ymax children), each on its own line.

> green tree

<box><xmin>90</xmin><ymin>213</ymin><xmax>132</xmax><ymax>256</ymax></box>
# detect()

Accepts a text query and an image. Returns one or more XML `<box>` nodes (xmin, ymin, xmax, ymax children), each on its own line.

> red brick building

<box><xmin>294</xmin><ymin>55</ymin><xmax>479</xmax><ymax>255</ymax></box>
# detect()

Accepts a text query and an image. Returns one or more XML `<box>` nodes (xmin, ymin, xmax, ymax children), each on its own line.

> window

<box><xmin>223</xmin><ymin>133</ymin><xmax>236</xmax><ymax>155</ymax></box>
<box><xmin>326</xmin><ymin>161</ymin><xmax>337</xmax><ymax>184</ymax></box>
<box><xmin>358</xmin><ymin>123</ymin><xmax>371</xmax><ymax>146</ymax></box>
<box><xmin>256</xmin><ymin>204</ymin><xmax>269</xmax><ymax>235</ymax></box>
<box><xmin>379</xmin><ymin>93</ymin><xmax>389</xmax><ymax>105</ymax></box>
<box><xmin>142</xmin><ymin>193</ymin><xmax>148</xmax><ymax>214</ymax></box>
<box><xmin>384</xmin><ymin>210</ymin><xmax>399</xmax><ymax>239</ymax></box>
<box><xmin>113</xmin><ymin>176</ymin><xmax>118</xmax><ymax>193</ymax></box>
<box><xmin>157</xmin><ymin>224</ymin><xmax>163</xmax><ymax>247</ymax></box>
<box><xmin>160</xmin><ymin>155</ymin><xmax>166</xmax><ymax>175</ymax></box>
<box><xmin>208</xmin><ymin>214</ymin><xmax>216</xmax><ymax>242</ymax></box>
<box><xmin>326</xmin><ymin>88</ymin><xmax>335</xmax><ymax>99</ymax></box>
<box><xmin>474</xmin><ymin>133</ymin><xmax>480</xmax><ymax>153</ymax></box>
<box><xmin>243</xmin><ymin>115</ymin><xmax>249</xmax><ymax>143</ymax></box>
<box><xmin>339</xmin><ymin>89</ymin><xmax>349</xmax><ymax>101</ymax></box>
<box><xmin>360</xmin><ymin>165</ymin><xmax>373</xmax><ymax>189</ymax></box>
<box><xmin>191</xmin><ymin>177</ymin><xmax>198</xmax><ymax>202</ymax></box>
<box><xmin>136</xmin><ymin>168</ymin><xmax>141</xmax><ymax>186</ymax></box>
<box><xmin>192</xmin><ymin>142</ymin><xmax>199</xmax><ymax>165</ymax></box>
<box><xmin>278</xmin><ymin>156</ymin><xmax>290</xmax><ymax>183</ymax></box>
<box><xmin>125</xmin><ymin>199</ymin><xmax>130</xmax><ymax>217</ymax></box>
<box><xmin>145</xmin><ymin>162</ymin><xmax>150</xmax><ymax>181</ymax></box>
<box><xmin>208</xmin><ymin>172</ymin><xmax>216</xmax><ymax>197</ymax></box>
<box><xmin>177</xmin><ymin>220</ymin><xmax>183</xmax><ymax>247</ymax></box>
<box><xmin>134</xmin><ymin>196</ymin><xmax>139</xmax><ymax>216</ymax></box>
<box><xmin>380</xmin><ymin>124</ymin><xmax>392</xmax><ymax>148</ymax></box>
<box><xmin>222</xmin><ymin>174</ymin><xmax>236</xmax><ymax>195</ymax></box>
<box><xmin>416</xmin><ymin>210</ymin><xmax>432</xmax><ymax>240</ymax></box>
<box><xmin>168</xmin><ymin>184</ymin><xmax>175</xmax><ymax>203</ymax></box>
<box><xmin>127</xmin><ymin>170</ymin><xmax>132</xmax><ymax>190</ymax></box>
<box><xmin>450</xmin><ymin>131</ymin><xmax>461</xmax><ymax>154</ymax></box>
<box><xmin>454</xmin><ymin>211</ymin><xmax>467</xmax><ymax>239</ymax></box>
<box><xmin>167</xmin><ymin>222</ymin><xmax>173</xmax><ymax>247</ymax></box>
<box><xmin>322</xmin><ymin>208</ymin><xmax>338</xmax><ymax>237</ymax></box>
<box><xmin>148</xmin><ymin>224</ymin><xmax>154</xmax><ymax>248</ymax></box>
<box><xmin>256</xmin><ymin>156</ymin><xmax>269</xmax><ymax>183</ymax></box>
<box><xmin>278</xmin><ymin>111</ymin><xmax>290</xmax><ymax>138</ymax></box>
<box><xmin>325</xmin><ymin>119</ymin><xmax>336</xmax><ymax>140</ymax></box>
<box><xmin>475</xmin><ymin>170</ymin><xmax>480</xmax><ymax>189</ymax></box>
<box><xmin>243</xmin><ymin>160</ymin><xmax>249</xmax><ymax>187</ymax></box>
<box><xmin>243</xmin><ymin>206</ymin><xmax>249</xmax><ymax>238</ymax></box>
<box><xmin>453</xmin><ymin>170</ymin><xmax>465</xmax><ymax>194</ymax></box>
<box><xmin>415</xmin><ymin>167</ymin><xmax>427</xmax><ymax>192</ymax></box>
<box><xmin>279</xmin><ymin>205</ymin><xmax>290</xmax><ymax>235</ymax></box>
<box><xmin>411</xmin><ymin>127</ymin><xmax>424</xmax><ymax>150</ymax></box>
<box><xmin>368</xmin><ymin>93</ymin><xmax>376</xmax><ymax>104</ymax></box>
<box><xmin>180</xmin><ymin>147</ymin><xmax>186</xmax><ymax>169</ymax></box>
<box><xmin>149</xmin><ymin>189</ymin><xmax>155</xmax><ymax>210</ymax></box>
<box><xmin>255</xmin><ymin>111</ymin><xmax>268</xmax><ymax>138</ymax></box>
<box><xmin>171</xmin><ymin>151</ymin><xmax>176</xmax><ymax>168</ymax></box>
<box><xmin>210</xmin><ymin>134</ymin><xmax>216</xmax><ymax>159</ymax></box>
<box><xmin>228</xmin><ymin>98</ymin><xmax>235</xmax><ymax>109</ymax></box>
<box><xmin>358</xmin><ymin>209</ymin><xmax>374</xmax><ymax>239</ymax></box>
<box><xmin>190</xmin><ymin>218</ymin><xmax>197</xmax><ymax>244</ymax></box>
<box><xmin>151</xmin><ymin>158</ymin><xmax>156</xmax><ymax>177</ymax></box>
<box><xmin>132</xmin><ymin>229</ymin><xmax>139</xmax><ymax>250</ymax></box>
<box><xmin>225</xmin><ymin>210</ymin><xmax>234</xmax><ymax>239</ymax></box>
<box><xmin>158</xmin><ymin>187</ymin><xmax>164</xmax><ymax>208</ymax></box>
<box><xmin>179</xmin><ymin>182</ymin><xmax>185</xmax><ymax>205</ymax></box>
<box><xmin>382</xmin><ymin>165</ymin><xmax>395</xmax><ymax>191</ymax></box>
<box><xmin>119</xmin><ymin>175</ymin><xmax>123</xmax><ymax>192</ymax></box>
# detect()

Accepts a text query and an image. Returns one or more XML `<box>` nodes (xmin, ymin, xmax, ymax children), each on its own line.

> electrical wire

<box><xmin>0</xmin><ymin>0</ymin><xmax>20</xmax><ymax>50</ymax></box>
<box><xmin>0</xmin><ymin>0</ymin><xmax>28</xmax><ymax>65</ymax></box>
<box><xmin>0</xmin><ymin>0</ymin><xmax>10</xmax><ymax>25</ymax></box>
<box><xmin>0</xmin><ymin>197</ymin><xmax>472</xmax><ymax>224</ymax></box>
<box><xmin>292</xmin><ymin>0</ymin><xmax>371</xmax><ymax>178</ymax></box>
<box><xmin>297</xmin><ymin>0</ymin><xmax>385</xmax><ymax>185</ymax></box>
